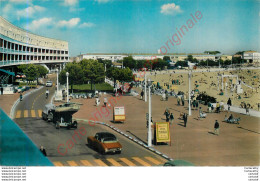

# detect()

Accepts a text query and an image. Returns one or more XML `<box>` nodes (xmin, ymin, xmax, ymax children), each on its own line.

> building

<box><xmin>78</xmin><ymin>53</ymin><xmax>164</xmax><ymax>62</ymax></box>
<box><xmin>242</xmin><ymin>51</ymin><xmax>260</xmax><ymax>63</ymax></box>
<box><xmin>0</xmin><ymin>16</ymin><xmax>69</xmax><ymax>68</ymax></box>
<box><xmin>170</xmin><ymin>54</ymin><xmax>216</xmax><ymax>62</ymax></box>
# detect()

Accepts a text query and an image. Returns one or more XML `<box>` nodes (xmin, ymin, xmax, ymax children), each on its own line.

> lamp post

<box><xmin>66</xmin><ymin>72</ymin><xmax>69</xmax><ymax>103</ymax></box>
<box><xmin>144</xmin><ymin>73</ymin><xmax>147</xmax><ymax>102</ymax></box>
<box><xmin>188</xmin><ymin>63</ymin><xmax>193</xmax><ymax>116</ymax></box>
<box><xmin>56</xmin><ymin>68</ymin><xmax>59</xmax><ymax>91</ymax></box>
<box><xmin>147</xmin><ymin>78</ymin><xmax>153</xmax><ymax>147</ymax></box>
<box><xmin>188</xmin><ymin>70</ymin><xmax>192</xmax><ymax>116</ymax></box>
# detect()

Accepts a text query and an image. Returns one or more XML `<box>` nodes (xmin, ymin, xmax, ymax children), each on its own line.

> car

<box><xmin>42</xmin><ymin>102</ymin><xmax>80</xmax><ymax>129</ymax></box>
<box><xmin>87</xmin><ymin>132</ymin><xmax>122</xmax><ymax>154</ymax></box>
<box><xmin>46</xmin><ymin>80</ymin><xmax>53</xmax><ymax>87</ymax></box>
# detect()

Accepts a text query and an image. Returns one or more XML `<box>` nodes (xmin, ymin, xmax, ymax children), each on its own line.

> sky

<box><xmin>0</xmin><ymin>0</ymin><xmax>259</xmax><ymax>57</ymax></box>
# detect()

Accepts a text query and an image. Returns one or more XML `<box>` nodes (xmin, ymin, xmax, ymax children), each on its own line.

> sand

<box><xmin>145</xmin><ymin>68</ymin><xmax>260</xmax><ymax>111</ymax></box>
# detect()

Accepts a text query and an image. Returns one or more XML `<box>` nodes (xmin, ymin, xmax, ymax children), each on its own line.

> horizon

<box><xmin>0</xmin><ymin>0</ymin><xmax>259</xmax><ymax>57</ymax></box>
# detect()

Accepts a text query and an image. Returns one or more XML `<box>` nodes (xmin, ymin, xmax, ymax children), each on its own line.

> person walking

<box><xmin>177</xmin><ymin>96</ymin><xmax>180</xmax><ymax>105</ymax></box>
<box><xmin>165</xmin><ymin>111</ymin><xmax>170</xmax><ymax>122</ymax></box>
<box><xmin>20</xmin><ymin>92</ymin><xmax>23</xmax><ymax>101</ymax></box>
<box><xmin>183</xmin><ymin>113</ymin><xmax>187</xmax><ymax>127</ymax></box>
<box><xmin>216</xmin><ymin>102</ymin><xmax>220</xmax><ymax>113</ymax></box>
<box><xmin>140</xmin><ymin>90</ymin><xmax>144</xmax><ymax>100</ymax></box>
<box><xmin>170</xmin><ymin>113</ymin><xmax>174</xmax><ymax>124</ymax></box>
<box><xmin>227</xmin><ymin>98</ymin><xmax>232</xmax><ymax>111</ymax></box>
<box><xmin>246</xmin><ymin>104</ymin><xmax>250</xmax><ymax>115</ymax></box>
<box><xmin>40</xmin><ymin>146</ymin><xmax>47</xmax><ymax>156</ymax></box>
<box><xmin>214</xmin><ymin>120</ymin><xmax>219</xmax><ymax>135</ymax></box>
<box><xmin>181</xmin><ymin>95</ymin><xmax>185</xmax><ymax>106</ymax></box>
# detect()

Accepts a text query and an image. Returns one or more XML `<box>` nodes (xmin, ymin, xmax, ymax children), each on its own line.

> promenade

<box><xmin>1</xmin><ymin>76</ymin><xmax>259</xmax><ymax>166</ymax></box>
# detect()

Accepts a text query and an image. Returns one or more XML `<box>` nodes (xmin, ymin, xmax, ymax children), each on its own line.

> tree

<box><xmin>36</xmin><ymin>65</ymin><xmax>48</xmax><ymax>78</ymax></box>
<box><xmin>59</xmin><ymin>62</ymin><xmax>84</xmax><ymax>93</ymax></box>
<box><xmin>175</xmin><ymin>61</ymin><xmax>188</xmax><ymax>67</ymax></box>
<box><xmin>18</xmin><ymin>64</ymin><xmax>39</xmax><ymax>84</ymax></box>
<box><xmin>204</xmin><ymin>51</ymin><xmax>221</xmax><ymax>54</ymax></box>
<box><xmin>163</xmin><ymin>56</ymin><xmax>170</xmax><ymax>61</ymax></box>
<box><xmin>122</xmin><ymin>56</ymin><xmax>136</xmax><ymax>69</ymax></box>
<box><xmin>80</xmin><ymin>59</ymin><xmax>105</xmax><ymax>90</ymax></box>
<box><xmin>97</xmin><ymin>59</ymin><xmax>112</xmax><ymax>69</ymax></box>
<box><xmin>106</xmin><ymin>67</ymin><xmax>133</xmax><ymax>87</ymax></box>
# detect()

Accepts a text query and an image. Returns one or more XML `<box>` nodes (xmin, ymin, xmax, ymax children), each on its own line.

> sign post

<box><xmin>155</xmin><ymin>122</ymin><xmax>171</xmax><ymax>146</ymax></box>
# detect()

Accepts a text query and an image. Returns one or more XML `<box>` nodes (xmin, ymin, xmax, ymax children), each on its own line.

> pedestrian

<box><xmin>40</xmin><ymin>146</ymin><xmax>47</xmax><ymax>156</ymax></box>
<box><xmin>20</xmin><ymin>92</ymin><xmax>23</xmax><ymax>101</ymax></box>
<box><xmin>177</xmin><ymin>96</ymin><xmax>180</xmax><ymax>105</ymax></box>
<box><xmin>146</xmin><ymin>117</ymin><xmax>153</xmax><ymax>128</ymax></box>
<box><xmin>246</xmin><ymin>104</ymin><xmax>250</xmax><ymax>115</ymax></box>
<box><xmin>195</xmin><ymin>100</ymin><xmax>199</xmax><ymax>110</ymax></box>
<box><xmin>104</xmin><ymin>97</ymin><xmax>108</xmax><ymax>107</ymax></box>
<box><xmin>227</xmin><ymin>98</ymin><xmax>232</xmax><ymax>111</ymax></box>
<box><xmin>0</xmin><ymin>87</ymin><xmax>3</xmax><ymax>95</ymax></box>
<box><xmin>214</xmin><ymin>120</ymin><xmax>219</xmax><ymax>135</ymax></box>
<box><xmin>165</xmin><ymin>111</ymin><xmax>169</xmax><ymax>122</ymax></box>
<box><xmin>140</xmin><ymin>90</ymin><xmax>144</xmax><ymax>100</ymax></box>
<box><xmin>181</xmin><ymin>95</ymin><xmax>185</xmax><ymax>106</ymax></box>
<box><xmin>170</xmin><ymin>113</ymin><xmax>174</xmax><ymax>124</ymax></box>
<box><xmin>183</xmin><ymin>113</ymin><xmax>187</xmax><ymax>127</ymax></box>
<box><xmin>216</xmin><ymin>102</ymin><xmax>220</xmax><ymax>113</ymax></box>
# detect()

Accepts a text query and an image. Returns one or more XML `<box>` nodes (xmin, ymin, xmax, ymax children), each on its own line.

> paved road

<box><xmin>13</xmin><ymin>78</ymin><xmax>166</xmax><ymax>166</ymax></box>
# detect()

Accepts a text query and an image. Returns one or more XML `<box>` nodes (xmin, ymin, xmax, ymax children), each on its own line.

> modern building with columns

<box><xmin>0</xmin><ymin>16</ymin><xmax>69</xmax><ymax>68</ymax></box>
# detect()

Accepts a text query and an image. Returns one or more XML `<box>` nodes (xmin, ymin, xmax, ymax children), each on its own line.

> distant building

<box><xmin>242</xmin><ymin>51</ymin><xmax>260</xmax><ymax>63</ymax></box>
<box><xmin>233</xmin><ymin>54</ymin><xmax>242</xmax><ymax>59</ymax></box>
<box><xmin>78</xmin><ymin>53</ymin><xmax>164</xmax><ymax>62</ymax></box>
<box><xmin>170</xmin><ymin>54</ymin><xmax>216</xmax><ymax>62</ymax></box>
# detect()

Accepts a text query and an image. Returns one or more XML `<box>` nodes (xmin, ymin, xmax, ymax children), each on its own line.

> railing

<box><xmin>0</xmin><ymin>59</ymin><xmax>71</xmax><ymax>67</ymax></box>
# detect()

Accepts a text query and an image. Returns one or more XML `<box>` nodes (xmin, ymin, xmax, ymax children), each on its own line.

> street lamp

<box><xmin>188</xmin><ymin>63</ymin><xmax>194</xmax><ymax>116</ymax></box>
<box><xmin>144</xmin><ymin>73</ymin><xmax>147</xmax><ymax>102</ymax></box>
<box><xmin>147</xmin><ymin>78</ymin><xmax>153</xmax><ymax>147</ymax></box>
<box><xmin>56</xmin><ymin>68</ymin><xmax>59</xmax><ymax>91</ymax></box>
<box><xmin>66</xmin><ymin>72</ymin><xmax>69</xmax><ymax>103</ymax></box>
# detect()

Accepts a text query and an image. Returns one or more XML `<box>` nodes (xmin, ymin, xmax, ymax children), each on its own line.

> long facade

<box><xmin>0</xmin><ymin>16</ymin><xmax>69</xmax><ymax>67</ymax></box>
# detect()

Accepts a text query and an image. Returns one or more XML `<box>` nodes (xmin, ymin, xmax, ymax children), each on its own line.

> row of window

<box><xmin>0</xmin><ymin>53</ymin><xmax>69</xmax><ymax>61</ymax></box>
<box><xmin>0</xmin><ymin>38</ymin><xmax>68</xmax><ymax>55</ymax></box>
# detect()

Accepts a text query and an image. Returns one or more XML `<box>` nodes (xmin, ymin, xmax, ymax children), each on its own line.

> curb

<box><xmin>74</xmin><ymin>118</ymin><xmax>174</xmax><ymax>162</ymax></box>
<box><xmin>10</xmin><ymin>86</ymin><xmax>44</xmax><ymax>119</ymax></box>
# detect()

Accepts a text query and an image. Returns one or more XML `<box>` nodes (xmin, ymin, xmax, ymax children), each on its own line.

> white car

<box><xmin>46</xmin><ymin>81</ymin><xmax>53</xmax><ymax>87</ymax></box>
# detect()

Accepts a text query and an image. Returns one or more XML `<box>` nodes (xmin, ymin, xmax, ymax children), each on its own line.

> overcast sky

<box><xmin>0</xmin><ymin>0</ymin><xmax>259</xmax><ymax>56</ymax></box>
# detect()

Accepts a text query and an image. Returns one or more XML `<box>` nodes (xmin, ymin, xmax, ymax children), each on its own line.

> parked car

<box><xmin>46</xmin><ymin>80</ymin><xmax>53</xmax><ymax>87</ymax></box>
<box><xmin>87</xmin><ymin>132</ymin><xmax>122</xmax><ymax>154</ymax></box>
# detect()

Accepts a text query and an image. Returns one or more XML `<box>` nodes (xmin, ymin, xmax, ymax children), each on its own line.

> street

<box><xmin>13</xmin><ymin>80</ymin><xmax>167</xmax><ymax>166</ymax></box>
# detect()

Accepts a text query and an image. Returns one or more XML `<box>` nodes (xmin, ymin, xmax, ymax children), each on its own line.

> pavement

<box><xmin>1</xmin><ymin>80</ymin><xmax>259</xmax><ymax>166</ymax></box>
<box><xmin>64</xmin><ymin>87</ymin><xmax>260</xmax><ymax>166</ymax></box>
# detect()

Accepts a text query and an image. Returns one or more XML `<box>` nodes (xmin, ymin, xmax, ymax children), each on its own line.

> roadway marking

<box><xmin>53</xmin><ymin>161</ymin><xmax>63</xmax><ymax>166</ymax></box>
<box><xmin>23</xmin><ymin>110</ymin><xmax>28</xmax><ymax>118</ymax></box>
<box><xmin>32</xmin><ymin>92</ymin><xmax>44</xmax><ymax>109</ymax></box>
<box><xmin>80</xmin><ymin>160</ymin><xmax>93</xmax><ymax>166</ymax></box>
<box><xmin>145</xmin><ymin>157</ymin><xmax>162</xmax><ymax>165</ymax></box>
<box><xmin>67</xmin><ymin>161</ymin><xmax>78</xmax><ymax>166</ymax></box>
<box><xmin>107</xmin><ymin>158</ymin><xmax>122</xmax><ymax>166</ymax></box>
<box><xmin>15</xmin><ymin>110</ymin><xmax>21</xmax><ymax>118</ymax></box>
<box><xmin>132</xmin><ymin>157</ymin><xmax>151</xmax><ymax>166</ymax></box>
<box><xmin>31</xmin><ymin>110</ymin><xmax>36</xmax><ymax>118</ymax></box>
<box><xmin>94</xmin><ymin>159</ymin><xmax>108</xmax><ymax>166</ymax></box>
<box><xmin>119</xmin><ymin>158</ymin><xmax>136</xmax><ymax>166</ymax></box>
<box><xmin>38</xmin><ymin>110</ymin><xmax>42</xmax><ymax>117</ymax></box>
